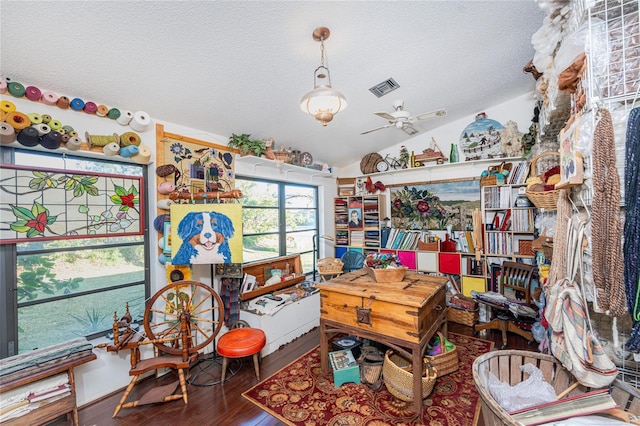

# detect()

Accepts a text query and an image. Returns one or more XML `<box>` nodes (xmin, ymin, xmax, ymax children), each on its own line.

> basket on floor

<box><xmin>424</xmin><ymin>331</ymin><xmax>459</xmax><ymax>376</ymax></box>
<box><xmin>383</xmin><ymin>350</ymin><xmax>437</xmax><ymax>402</ymax></box>
<box><xmin>317</xmin><ymin>257</ymin><xmax>344</xmax><ymax>274</ymax></box>
<box><xmin>472</xmin><ymin>350</ymin><xmax>640</xmax><ymax>426</ymax></box>
<box><xmin>525</xmin><ymin>152</ymin><xmax>560</xmax><ymax>210</ymax></box>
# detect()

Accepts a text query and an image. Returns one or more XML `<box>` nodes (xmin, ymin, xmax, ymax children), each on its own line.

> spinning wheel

<box><xmin>107</xmin><ymin>280</ymin><xmax>224</xmax><ymax>417</ymax></box>
<box><xmin>143</xmin><ymin>280</ymin><xmax>224</xmax><ymax>358</ymax></box>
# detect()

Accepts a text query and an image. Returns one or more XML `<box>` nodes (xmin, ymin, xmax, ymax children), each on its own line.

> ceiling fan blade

<box><xmin>412</xmin><ymin>109</ymin><xmax>448</xmax><ymax>121</ymax></box>
<box><xmin>374</xmin><ymin>112</ymin><xmax>397</xmax><ymax>122</ymax></box>
<box><xmin>360</xmin><ymin>123</ymin><xmax>394</xmax><ymax>135</ymax></box>
<box><xmin>401</xmin><ymin>123</ymin><xmax>419</xmax><ymax>135</ymax></box>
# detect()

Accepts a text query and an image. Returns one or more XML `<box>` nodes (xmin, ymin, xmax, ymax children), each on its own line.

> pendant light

<box><xmin>300</xmin><ymin>27</ymin><xmax>347</xmax><ymax>126</ymax></box>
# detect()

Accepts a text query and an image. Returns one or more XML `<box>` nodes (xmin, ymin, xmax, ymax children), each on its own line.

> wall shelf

<box><xmin>234</xmin><ymin>154</ymin><xmax>333</xmax><ymax>178</ymax></box>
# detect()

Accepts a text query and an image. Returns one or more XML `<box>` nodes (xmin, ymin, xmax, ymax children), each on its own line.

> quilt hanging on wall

<box><xmin>159</xmin><ymin>136</ymin><xmax>235</xmax><ymax>196</ymax></box>
<box><xmin>170</xmin><ymin>203</ymin><xmax>242</xmax><ymax>265</ymax></box>
<box><xmin>0</xmin><ymin>165</ymin><xmax>143</xmax><ymax>244</ymax></box>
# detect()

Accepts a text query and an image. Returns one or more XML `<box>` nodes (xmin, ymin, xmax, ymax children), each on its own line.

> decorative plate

<box><xmin>459</xmin><ymin>112</ymin><xmax>504</xmax><ymax>161</ymax></box>
<box><xmin>300</xmin><ymin>152</ymin><xmax>313</xmax><ymax>166</ymax></box>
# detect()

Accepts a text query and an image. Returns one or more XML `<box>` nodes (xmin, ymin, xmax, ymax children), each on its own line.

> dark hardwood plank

<box><xmin>47</xmin><ymin>323</ymin><xmax>534</xmax><ymax>425</ymax></box>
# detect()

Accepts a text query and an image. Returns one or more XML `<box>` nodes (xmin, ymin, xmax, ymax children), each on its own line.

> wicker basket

<box><xmin>383</xmin><ymin>350</ymin><xmax>437</xmax><ymax>402</ymax></box>
<box><xmin>317</xmin><ymin>257</ymin><xmax>344</xmax><ymax>274</ymax></box>
<box><xmin>447</xmin><ymin>306</ymin><xmax>479</xmax><ymax>327</ymax></box>
<box><xmin>424</xmin><ymin>332</ymin><xmax>459</xmax><ymax>376</ymax></box>
<box><xmin>473</xmin><ymin>350</ymin><xmax>640</xmax><ymax>426</ymax></box>
<box><xmin>525</xmin><ymin>152</ymin><xmax>560</xmax><ymax>210</ymax></box>
<box><xmin>365</xmin><ymin>266</ymin><xmax>407</xmax><ymax>283</ymax></box>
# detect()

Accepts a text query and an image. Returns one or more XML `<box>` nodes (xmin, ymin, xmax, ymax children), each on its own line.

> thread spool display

<box><xmin>41</xmin><ymin>91</ymin><xmax>58</xmax><ymax>105</ymax></box>
<box><xmin>1</xmin><ymin>100</ymin><xmax>16</xmax><ymax>113</ymax></box>
<box><xmin>0</xmin><ymin>110</ymin><xmax>6</xmax><ymax>122</ymax></box>
<box><xmin>130</xmin><ymin>111</ymin><xmax>151</xmax><ymax>132</ymax></box>
<box><xmin>119</xmin><ymin>145</ymin><xmax>139</xmax><ymax>157</ymax></box>
<box><xmin>61</xmin><ymin>133</ymin><xmax>70</xmax><ymax>143</ymax></box>
<box><xmin>107</xmin><ymin>108</ymin><xmax>121</xmax><ymax>119</ymax></box>
<box><xmin>157</xmin><ymin>181</ymin><xmax>176</xmax><ymax>194</ymax></box>
<box><xmin>132</xmin><ymin>145</ymin><xmax>151</xmax><ymax>164</ymax></box>
<box><xmin>153</xmin><ymin>214</ymin><xmax>170</xmax><ymax>233</ymax></box>
<box><xmin>56</xmin><ymin>96</ymin><xmax>70</xmax><ymax>109</ymax></box>
<box><xmin>61</xmin><ymin>125</ymin><xmax>74</xmax><ymax>134</ymax></box>
<box><xmin>6</xmin><ymin>112</ymin><xmax>31</xmax><ymax>131</ymax></box>
<box><xmin>27</xmin><ymin>113</ymin><xmax>42</xmax><ymax>125</ymax></box>
<box><xmin>35</xmin><ymin>123</ymin><xmax>51</xmax><ymax>136</ymax></box>
<box><xmin>120</xmin><ymin>131</ymin><xmax>141</xmax><ymax>147</ymax></box>
<box><xmin>48</xmin><ymin>120</ymin><xmax>62</xmax><ymax>131</ymax></box>
<box><xmin>25</xmin><ymin>86</ymin><xmax>41</xmax><ymax>101</ymax></box>
<box><xmin>103</xmin><ymin>142</ymin><xmax>120</xmax><ymax>156</ymax></box>
<box><xmin>83</xmin><ymin>101</ymin><xmax>97</xmax><ymax>114</ymax></box>
<box><xmin>7</xmin><ymin>82</ymin><xmax>26</xmax><ymax>98</ymax></box>
<box><xmin>157</xmin><ymin>199</ymin><xmax>174</xmax><ymax>210</ymax></box>
<box><xmin>116</xmin><ymin>110</ymin><xmax>133</xmax><ymax>126</ymax></box>
<box><xmin>86</xmin><ymin>132</ymin><xmax>119</xmax><ymax>148</ymax></box>
<box><xmin>70</xmin><ymin>98</ymin><xmax>85</xmax><ymax>111</ymax></box>
<box><xmin>40</xmin><ymin>131</ymin><xmax>62</xmax><ymax>149</ymax></box>
<box><xmin>16</xmin><ymin>126</ymin><xmax>40</xmax><ymax>147</ymax></box>
<box><xmin>0</xmin><ymin>122</ymin><xmax>16</xmax><ymax>145</ymax></box>
<box><xmin>0</xmin><ymin>78</ymin><xmax>6</xmax><ymax>94</ymax></box>
<box><xmin>96</xmin><ymin>104</ymin><xmax>109</xmax><ymax>116</ymax></box>
<box><xmin>66</xmin><ymin>136</ymin><xmax>82</xmax><ymax>150</ymax></box>
<box><xmin>41</xmin><ymin>114</ymin><xmax>52</xmax><ymax>123</ymax></box>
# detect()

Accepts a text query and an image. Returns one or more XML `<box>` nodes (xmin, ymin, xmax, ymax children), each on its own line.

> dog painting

<box><xmin>170</xmin><ymin>204</ymin><xmax>242</xmax><ymax>265</ymax></box>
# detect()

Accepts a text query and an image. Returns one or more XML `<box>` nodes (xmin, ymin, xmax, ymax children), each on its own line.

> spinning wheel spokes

<box><xmin>144</xmin><ymin>280</ymin><xmax>224</xmax><ymax>357</ymax></box>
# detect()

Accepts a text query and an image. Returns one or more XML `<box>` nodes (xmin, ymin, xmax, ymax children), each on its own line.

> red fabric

<box><xmin>217</xmin><ymin>328</ymin><xmax>265</xmax><ymax>358</ymax></box>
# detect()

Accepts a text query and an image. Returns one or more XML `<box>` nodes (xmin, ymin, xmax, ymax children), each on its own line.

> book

<box><xmin>509</xmin><ymin>389</ymin><xmax>618</xmax><ymax>425</ymax></box>
<box><xmin>241</xmin><ymin>273</ymin><xmax>258</xmax><ymax>293</ymax></box>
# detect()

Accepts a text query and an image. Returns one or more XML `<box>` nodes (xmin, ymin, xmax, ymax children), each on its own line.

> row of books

<box><xmin>507</xmin><ymin>160</ymin><xmax>530</xmax><ymax>185</ymax></box>
<box><xmin>483</xmin><ymin>186</ymin><xmax>513</xmax><ymax>209</ymax></box>
<box><xmin>384</xmin><ymin>228</ymin><xmax>428</xmax><ymax>250</ymax></box>
<box><xmin>488</xmin><ymin>209</ymin><xmax>534</xmax><ymax>232</ymax></box>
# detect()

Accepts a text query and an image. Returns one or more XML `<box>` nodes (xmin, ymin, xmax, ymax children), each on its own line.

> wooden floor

<box><xmin>51</xmin><ymin>323</ymin><xmax>537</xmax><ymax>426</ymax></box>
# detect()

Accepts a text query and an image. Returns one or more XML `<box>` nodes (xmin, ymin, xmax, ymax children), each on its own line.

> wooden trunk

<box><xmin>318</xmin><ymin>269</ymin><xmax>447</xmax><ymax>343</ymax></box>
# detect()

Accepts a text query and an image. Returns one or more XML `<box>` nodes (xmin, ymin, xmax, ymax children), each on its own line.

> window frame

<box><xmin>0</xmin><ymin>147</ymin><xmax>150</xmax><ymax>358</ymax></box>
<box><xmin>236</xmin><ymin>176</ymin><xmax>319</xmax><ymax>274</ymax></box>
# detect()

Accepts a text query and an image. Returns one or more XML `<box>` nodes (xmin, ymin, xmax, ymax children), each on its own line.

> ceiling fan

<box><xmin>360</xmin><ymin>100</ymin><xmax>447</xmax><ymax>135</ymax></box>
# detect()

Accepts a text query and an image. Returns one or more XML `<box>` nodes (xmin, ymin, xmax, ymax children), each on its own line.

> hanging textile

<box><xmin>591</xmin><ymin>108</ymin><xmax>626</xmax><ymax>316</ymax></box>
<box><xmin>220</xmin><ymin>277</ymin><xmax>241</xmax><ymax>327</ymax></box>
<box><xmin>546</xmin><ymin>189</ymin><xmax>571</xmax><ymax>290</ymax></box>
<box><xmin>624</xmin><ymin>107</ymin><xmax>640</xmax><ymax>350</ymax></box>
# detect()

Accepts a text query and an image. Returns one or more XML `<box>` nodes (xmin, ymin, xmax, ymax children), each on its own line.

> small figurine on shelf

<box><xmin>399</xmin><ymin>145</ymin><xmax>410</xmax><ymax>169</ymax></box>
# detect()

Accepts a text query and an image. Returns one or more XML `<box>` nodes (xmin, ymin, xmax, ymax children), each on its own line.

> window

<box><xmin>1</xmin><ymin>150</ymin><xmax>149</xmax><ymax>357</ymax></box>
<box><xmin>236</xmin><ymin>178</ymin><xmax>318</xmax><ymax>274</ymax></box>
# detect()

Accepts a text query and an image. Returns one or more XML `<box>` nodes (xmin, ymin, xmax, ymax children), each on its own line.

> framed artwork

<box><xmin>459</xmin><ymin>112</ymin><xmax>504</xmax><ymax>161</ymax></box>
<box><xmin>170</xmin><ymin>203</ymin><xmax>243</xmax><ymax>265</ymax></box>
<box><xmin>389</xmin><ymin>178</ymin><xmax>480</xmax><ymax>231</ymax></box>
<box><xmin>348</xmin><ymin>208</ymin><xmax>363</xmax><ymax>229</ymax></box>
<box><xmin>0</xmin><ymin>164</ymin><xmax>143</xmax><ymax>244</ymax></box>
<box><xmin>156</xmin><ymin>124</ymin><xmax>236</xmax><ymax>197</ymax></box>
<box><xmin>559</xmin><ymin>114</ymin><xmax>584</xmax><ymax>188</ymax></box>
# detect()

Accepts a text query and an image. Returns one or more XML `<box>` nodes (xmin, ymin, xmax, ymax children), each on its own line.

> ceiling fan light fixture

<box><xmin>300</xmin><ymin>27</ymin><xmax>347</xmax><ymax>126</ymax></box>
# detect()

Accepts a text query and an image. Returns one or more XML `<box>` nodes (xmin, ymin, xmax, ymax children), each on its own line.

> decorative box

<box><xmin>328</xmin><ymin>349</ymin><xmax>360</xmax><ymax>386</ymax></box>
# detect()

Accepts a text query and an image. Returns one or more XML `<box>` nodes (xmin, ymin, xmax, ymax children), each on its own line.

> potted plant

<box><xmin>227</xmin><ymin>133</ymin><xmax>267</xmax><ymax>157</ymax></box>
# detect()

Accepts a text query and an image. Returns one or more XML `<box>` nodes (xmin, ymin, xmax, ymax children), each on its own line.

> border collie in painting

<box><xmin>172</xmin><ymin>211</ymin><xmax>234</xmax><ymax>264</ymax></box>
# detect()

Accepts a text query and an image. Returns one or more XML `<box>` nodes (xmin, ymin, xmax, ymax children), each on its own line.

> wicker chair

<box><xmin>474</xmin><ymin>261</ymin><xmax>536</xmax><ymax>349</ymax></box>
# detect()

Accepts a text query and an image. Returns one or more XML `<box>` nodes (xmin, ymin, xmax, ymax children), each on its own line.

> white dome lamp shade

<box><xmin>300</xmin><ymin>27</ymin><xmax>347</xmax><ymax>126</ymax></box>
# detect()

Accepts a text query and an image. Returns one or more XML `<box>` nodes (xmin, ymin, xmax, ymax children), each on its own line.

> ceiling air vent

<box><xmin>369</xmin><ymin>78</ymin><xmax>400</xmax><ymax>98</ymax></box>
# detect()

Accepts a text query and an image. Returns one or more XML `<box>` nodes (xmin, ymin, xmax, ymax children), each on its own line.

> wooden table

<box><xmin>317</xmin><ymin>268</ymin><xmax>448</xmax><ymax>414</ymax></box>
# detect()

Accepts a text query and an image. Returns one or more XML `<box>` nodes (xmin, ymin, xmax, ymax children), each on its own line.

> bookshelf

<box><xmin>333</xmin><ymin>195</ymin><xmax>386</xmax><ymax>255</ymax></box>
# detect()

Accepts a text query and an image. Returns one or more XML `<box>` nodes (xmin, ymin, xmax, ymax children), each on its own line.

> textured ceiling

<box><xmin>1</xmin><ymin>1</ymin><xmax>546</xmax><ymax>168</ymax></box>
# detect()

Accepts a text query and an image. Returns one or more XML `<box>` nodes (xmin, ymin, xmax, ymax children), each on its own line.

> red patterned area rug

<box><xmin>242</xmin><ymin>333</ymin><xmax>494</xmax><ymax>425</ymax></box>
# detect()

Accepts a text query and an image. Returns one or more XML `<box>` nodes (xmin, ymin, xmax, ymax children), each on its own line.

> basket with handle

<box><xmin>525</xmin><ymin>151</ymin><xmax>561</xmax><ymax>210</ymax></box>
<box><xmin>383</xmin><ymin>350</ymin><xmax>437</xmax><ymax>402</ymax></box>
<box><xmin>317</xmin><ymin>257</ymin><xmax>344</xmax><ymax>274</ymax></box>
<box><xmin>424</xmin><ymin>331</ymin><xmax>459</xmax><ymax>376</ymax></box>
